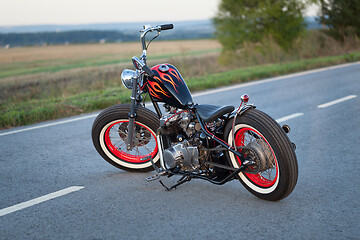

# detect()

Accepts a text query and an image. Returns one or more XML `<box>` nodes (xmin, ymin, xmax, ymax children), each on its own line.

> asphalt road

<box><xmin>1</xmin><ymin>62</ymin><xmax>359</xmax><ymax>239</ymax></box>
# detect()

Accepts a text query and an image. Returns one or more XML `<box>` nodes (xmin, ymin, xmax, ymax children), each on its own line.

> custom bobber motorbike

<box><xmin>92</xmin><ymin>24</ymin><xmax>298</xmax><ymax>201</ymax></box>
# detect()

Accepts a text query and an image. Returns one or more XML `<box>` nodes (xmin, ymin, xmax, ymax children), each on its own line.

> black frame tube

<box><xmin>194</xmin><ymin>111</ymin><xmax>248</xmax><ymax>164</ymax></box>
<box><xmin>150</xmin><ymin>96</ymin><xmax>162</xmax><ymax>118</ymax></box>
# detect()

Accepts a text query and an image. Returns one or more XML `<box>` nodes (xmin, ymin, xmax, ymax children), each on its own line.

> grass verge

<box><xmin>1</xmin><ymin>51</ymin><xmax>360</xmax><ymax>129</ymax></box>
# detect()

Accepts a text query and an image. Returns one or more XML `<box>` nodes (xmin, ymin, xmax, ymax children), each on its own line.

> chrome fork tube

<box><xmin>126</xmin><ymin>76</ymin><xmax>138</xmax><ymax>150</ymax></box>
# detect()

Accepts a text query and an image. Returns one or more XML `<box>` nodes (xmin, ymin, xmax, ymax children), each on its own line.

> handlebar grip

<box><xmin>142</xmin><ymin>65</ymin><xmax>155</xmax><ymax>78</ymax></box>
<box><xmin>160</xmin><ymin>24</ymin><xmax>174</xmax><ymax>30</ymax></box>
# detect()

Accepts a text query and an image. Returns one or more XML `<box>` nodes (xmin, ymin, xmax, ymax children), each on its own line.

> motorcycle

<box><xmin>91</xmin><ymin>24</ymin><xmax>298</xmax><ymax>201</ymax></box>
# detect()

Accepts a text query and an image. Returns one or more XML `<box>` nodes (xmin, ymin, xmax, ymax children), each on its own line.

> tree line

<box><xmin>214</xmin><ymin>0</ymin><xmax>360</xmax><ymax>54</ymax></box>
<box><xmin>0</xmin><ymin>30</ymin><xmax>138</xmax><ymax>47</ymax></box>
<box><xmin>0</xmin><ymin>29</ymin><xmax>216</xmax><ymax>47</ymax></box>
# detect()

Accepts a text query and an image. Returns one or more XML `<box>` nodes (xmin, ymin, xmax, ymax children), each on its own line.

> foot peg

<box><xmin>145</xmin><ymin>174</ymin><xmax>160</xmax><ymax>182</ymax></box>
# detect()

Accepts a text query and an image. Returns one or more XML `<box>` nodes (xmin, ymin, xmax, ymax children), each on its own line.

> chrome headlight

<box><xmin>121</xmin><ymin>69</ymin><xmax>136</xmax><ymax>89</ymax></box>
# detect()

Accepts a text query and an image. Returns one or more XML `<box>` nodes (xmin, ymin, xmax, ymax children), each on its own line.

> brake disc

<box><xmin>117</xmin><ymin>122</ymin><xmax>151</xmax><ymax>147</ymax></box>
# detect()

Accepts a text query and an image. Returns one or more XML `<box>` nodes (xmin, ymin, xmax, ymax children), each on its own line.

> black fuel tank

<box><xmin>147</xmin><ymin>64</ymin><xmax>193</xmax><ymax>109</ymax></box>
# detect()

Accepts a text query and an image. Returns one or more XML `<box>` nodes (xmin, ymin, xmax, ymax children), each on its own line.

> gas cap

<box><xmin>159</xmin><ymin>64</ymin><xmax>169</xmax><ymax>73</ymax></box>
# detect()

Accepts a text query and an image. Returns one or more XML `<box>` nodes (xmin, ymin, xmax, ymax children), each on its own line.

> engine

<box><xmin>163</xmin><ymin>141</ymin><xmax>199</xmax><ymax>170</ymax></box>
<box><xmin>159</xmin><ymin>106</ymin><xmax>205</xmax><ymax>171</ymax></box>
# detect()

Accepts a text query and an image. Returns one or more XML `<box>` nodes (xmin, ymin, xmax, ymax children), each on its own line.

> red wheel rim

<box><xmin>235</xmin><ymin>127</ymin><xmax>278</xmax><ymax>188</ymax></box>
<box><xmin>104</xmin><ymin>120</ymin><xmax>158</xmax><ymax>164</ymax></box>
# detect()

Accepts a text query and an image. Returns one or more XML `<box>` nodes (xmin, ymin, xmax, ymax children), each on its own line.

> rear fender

<box><xmin>228</xmin><ymin>105</ymin><xmax>256</xmax><ymax>119</ymax></box>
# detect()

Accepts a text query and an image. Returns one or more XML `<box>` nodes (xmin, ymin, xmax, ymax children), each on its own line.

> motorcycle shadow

<box><xmin>140</xmin><ymin>173</ymin><xmax>251</xmax><ymax>198</ymax></box>
<box><xmin>101</xmin><ymin>170</ymin><xmax>260</xmax><ymax>202</ymax></box>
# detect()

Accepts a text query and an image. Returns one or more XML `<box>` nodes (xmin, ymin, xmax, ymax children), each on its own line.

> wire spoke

<box><xmin>236</xmin><ymin>127</ymin><xmax>278</xmax><ymax>186</ymax></box>
<box><xmin>104</xmin><ymin>120</ymin><xmax>159</xmax><ymax>163</ymax></box>
<box><xmin>143</xmin><ymin>145</ymin><xmax>153</xmax><ymax>154</ymax></box>
<box><xmin>111</xmin><ymin>139</ymin><xmax>123</xmax><ymax>147</ymax></box>
<box><xmin>135</xmin><ymin>147</ymin><xmax>141</xmax><ymax>156</ymax></box>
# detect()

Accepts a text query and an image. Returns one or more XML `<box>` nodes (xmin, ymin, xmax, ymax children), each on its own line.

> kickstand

<box><xmin>159</xmin><ymin>174</ymin><xmax>191</xmax><ymax>191</ymax></box>
<box><xmin>141</xmin><ymin>155</ymin><xmax>162</xmax><ymax>173</ymax></box>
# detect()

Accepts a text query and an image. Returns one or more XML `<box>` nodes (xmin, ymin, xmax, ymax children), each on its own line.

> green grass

<box><xmin>186</xmin><ymin>53</ymin><xmax>360</xmax><ymax>91</ymax></box>
<box><xmin>1</xmin><ymin>51</ymin><xmax>359</xmax><ymax>129</ymax></box>
<box><xmin>0</xmin><ymin>88</ymin><xmax>129</xmax><ymax>127</ymax></box>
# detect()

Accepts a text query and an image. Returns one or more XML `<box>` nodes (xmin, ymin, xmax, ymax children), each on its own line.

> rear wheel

<box><xmin>224</xmin><ymin>109</ymin><xmax>298</xmax><ymax>201</ymax></box>
<box><xmin>92</xmin><ymin>104</ymin><xmax>160</xmax><ymax>172</ymax></box>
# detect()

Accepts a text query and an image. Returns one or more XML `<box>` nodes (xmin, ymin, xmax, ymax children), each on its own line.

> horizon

<box><xmin>0</xmin><ymin>19</ymin><xmax>212</xmax><ymax>28</ymax></box>
<box><xmin>1</xmin><ymin>0</ymin><xmax>319</xmax><ymax>28</ymax></box>
<box><xmin>0</xmin><ymin>17</ymin><xmax>320</xmax><ymax>29</ymax></box>
<box><xmin>0</xmin><ymin>17</ymin><xmax>321</xmax><ymax>35</ymax></box>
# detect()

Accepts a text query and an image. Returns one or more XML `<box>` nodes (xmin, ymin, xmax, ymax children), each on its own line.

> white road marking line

<box><xmin>317</xmin><ymin>95</ymin><xmax>357</xmax><ymax>108</ymax></box>
<box><xmin>0</xmin><ymin>114</ymin><xmax>98</xmax><ymax>137</ymax></box>
<box><xmin>0</xmin><ymin>186</ymin><xmax>84</xmax><ymax>217</ymax></box>
<box><xmin>276</xmin><ymin>113</ymin><xmax>304</xmax><ymax>123</ymax></box>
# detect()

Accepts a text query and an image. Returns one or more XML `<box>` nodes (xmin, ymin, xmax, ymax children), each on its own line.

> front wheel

<box><xmin>92</xmin><ymin>104</ymin><xmax>160</xmax><ymax>172</ymax></box>
<box><xmin>224</xmin><ymin>109</ymin><xmax>298</xmax><ymax>201</ymax></box>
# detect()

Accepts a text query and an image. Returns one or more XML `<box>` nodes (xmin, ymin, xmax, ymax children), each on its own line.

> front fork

<box><xmin>125</xmin><ymin>76</ymin><xmax>163</xmax><ymax>151</ymax></box>
<box><xmin>126</xmin><ymin>76</ymin><xmax>140</xmax><ymax>150</ymax></box>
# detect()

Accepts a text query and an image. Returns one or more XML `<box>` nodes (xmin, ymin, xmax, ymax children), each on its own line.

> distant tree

<box><xmin>213</xmin><ymin>0</ymin><xmax>306</xmax><ymax>52</ymax></box>
<box><xmin>318</xmin><ymin>0</ymin><xmax>360</xmax><ymax>41</ymax></box>
<box><xmin>0</xmin><ymin>31</ymin><xmax>138</xmax><ymax>47</ymax></box>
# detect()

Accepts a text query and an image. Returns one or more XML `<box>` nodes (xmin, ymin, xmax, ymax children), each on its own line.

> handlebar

<box><xmin>141</xmin><ymin>23</ymin><xmax>173</xmax><ymax>33</ymax></box>
<box><xmin>140</xmin><ymin>23</ymin><xmax>173</xmax><ymax>50</ymax></box>
<box><xmin>160</xmin><ymin>24</ymin><xmax>174</xmax><ymax>30</ymax></box>
<box><xmin>137</xmin><ymin>23</ymin><xmax>173</xmax><ymax>77</ymax></box>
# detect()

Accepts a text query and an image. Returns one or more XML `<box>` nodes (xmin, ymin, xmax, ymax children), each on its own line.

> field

<box><xmin>0</xmin><ymin>39</ymin><xmax>223</xmax><ymax>128</ymax></box>
<box><xmin>1</xmin><ymin>37</ymin><xmax>360</xmax><ymax>129</ymax></box>
<box><xmin>0</xmin><ymin>39</ymin><xmax>221</xmax><ymax>87</ymax></box>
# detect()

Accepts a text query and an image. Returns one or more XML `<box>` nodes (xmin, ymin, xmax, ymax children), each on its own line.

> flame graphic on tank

<box><xmin>147</xmin><ymin>80</ymin><xmax>170</xmax><ymax>99</ymax></box>
<box><xmin>153</xmin><ymin>65</ymin><xmax>183</xmax><ymax>93</ymax></box>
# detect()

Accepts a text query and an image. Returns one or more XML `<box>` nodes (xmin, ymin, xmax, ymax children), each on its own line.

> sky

<box><xmin>0</xmin><ymin>0</ymin><xmax>319</xmax><ymax>27</ymax></box>
<box><xmin>0</xmin><ymin>0</ymin><xmax>219</xmax><ymax>26</ymax></box>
